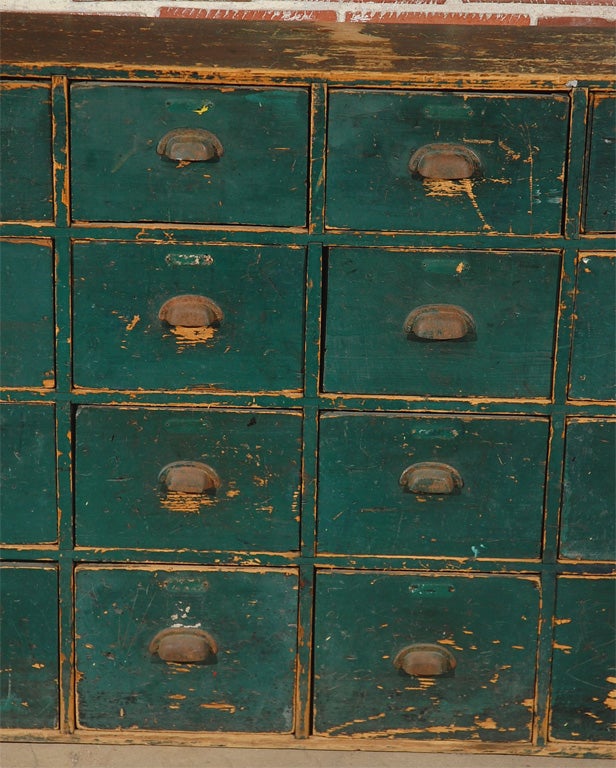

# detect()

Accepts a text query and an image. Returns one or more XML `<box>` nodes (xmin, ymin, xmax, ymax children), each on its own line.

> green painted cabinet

<box><xmin>584</xmin><ymin>93</ymin><xmax>616</xmax><ymax>233</ymax></box>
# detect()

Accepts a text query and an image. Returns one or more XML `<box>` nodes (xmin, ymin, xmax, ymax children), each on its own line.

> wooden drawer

<box><xmin>569</xmin><ymin>252</ymin><xmax>615</xmax><ymax>401</ymax></box>
<box><xmin>323</xmin><ymin>248</ymin><xmax>560</xmax><ymax>399</ymax></box>
<box><xmin>70</xmin><ymin>84</ymin><xmax>309</xmax><ymax>227</ymax></box>
<box><xmin>75</xmin><ymin>565</ymin><xmax>298</xmax><ymax>732</ymax></box>
<box><xmin>559</xmin><ymin>418</ymin><xmax>615</xmax><ymax>562</ymax></box>
<box><xmin>0</xmin><ymin>239</ymin><xmax>55</xmax><ymax>389</ymax></box>
<box><xmin>72</xmin><ymin>241</ymin><xmax>305</xmax><ymax>393</ymax></box>
<box><xmin>0</xmin><ymin>565</ymin><xmax>59</xmax><ymax>729</ymax></box>
<box><xmin>584</xmin><ymin>93</ymin><xmax>616</xmax><ymax>234</ymax></box>
<box><xmin>550</xmin><ymin>576</ymin><xmax>616</xmax><ymax>742</ymax></box>
<box><xmin>0</xmin><ymin>403</ymin><xmax>57</xmax><ymax>546</ymax></box>
<box><xmin>314</xmin><ymin>570</ymin><xmax>540</xmax><ymax>741</ymax></box>
<box><xmin>0</xmin><ymin>81</ymin><xmax>53</xmax><ymax>222</ymax></box>
<box><xmin>325</xmin><ymin>90</ymin><xmax>568</xmax><ymax>234</ymax></box>
<box><xmin>75</xmin><ymin>406</ymin><xmax>302</xmax><ymax>552</ymax></box>
<box><xmin>318</xmin><ymin>413</ymin><xmax>548</xmax><ymax>559</ymax></box>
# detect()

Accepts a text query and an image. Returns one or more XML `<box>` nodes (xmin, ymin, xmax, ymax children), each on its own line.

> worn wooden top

<box><xmin>1</xmin><ymin>12</ymin><xmax>615</xmax><ymax>87</ymax></box>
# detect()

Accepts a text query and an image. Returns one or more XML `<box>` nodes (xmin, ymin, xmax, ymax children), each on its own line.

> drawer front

<box><xmin>75</xmin><ymin>566</ymin><xmax>298</xmax><ymax>732</ymax></box>
<box><xmin>0</xmin><ymin>239</ymin><xmax>55</xmax><ymax>389</ymax></box>
<box><xmin>0</xmin><ymin>565</ymin><xmax>59</xmax><ymax>729</ymax></box>
<box><xmin>318</xmin><ymin>413</ymin><xmax>548</xmax><ymax>559</ymax></box>
<box><xmin>70</xmin><ymin>84</ymin><xmax>309</xmax><ymax>227</ymax></box>
<box><xmin>72</xmin><ymin>241</ymin><xmax>305</xmax><ymax>392</ymax></box>
<box><xmin>569</xmin><ymin>253</ymin><xmax>615</xmax><ymax>401</ymax></box>
<box><xmin>326</xmin><ymin>90</ymin><xmax>568</xmax><ymax>234</ymax></box>
<box><xmin>0</xmin><ymin>404</ymin><xmax>57</xmax><ymax>545</ymax></box>
<box><xmin>0</xmin><ymin>81</ymin><xmax>53</xmax><ymax>222</ymax></box>
<box><xmin>75</xmin><ymin>406</ymin><xmax>302</xmax><ymax>552</ymax></box>
<box><xmin>584</xmin><ymin>93</ymin><xmax>616</xmax><ymax>233</ymax></box>
<box><xmin>314</xmin><ymin>570</ymin><xmax>540</xmax><ymax>741</ymax></box>
<box><xmin>323</xmin><ymin>248</ymin><xmax>560</xmax><ymax>398</ymax></box>
<box><xmin>560</xmin><ymin>419</ymin><xmax>615</xmax><ymax>562</ymax></box>
<box><xmin>550</xmin><ymin>576</ymin><xmax>616</xmax><ymax>742</ymax></box>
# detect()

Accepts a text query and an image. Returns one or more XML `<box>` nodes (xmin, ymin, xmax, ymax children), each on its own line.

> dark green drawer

<box><xmin>75</xmin><ymin>565</ymin><xmax>298</xmax><ymax>732</ymax></box>
<box><xmin>326</xmin><ymin>90</ymin><xmax>568</xmax><ymax>234</ymax></box>
<box><xmin>70</xmin><ymin>84</ymin><xmax>309</xmax><ymax>226</ymax></box>
<box><xmin>584</xmin><ymin>93</ymin><xmax>616</xmax><ymax>233</ymax></box>
<box><xmin>0</xmin><ymin>81</ymin><xmax>53</xmax><ymax>222</ymax></box>
<box><xmin>0</xmin><ymin>239</ymin><xmax>55</xmax><ymax>389</ymax></box>
<box><xmin>318</xmin><ymin>413</ymin><xmax>548</xmax><ymax>559</ymax></box>
<box><xmin>569</xmin><ymin>253</ymin><xmax>615</xmax><ymax>401</ymax></box>
<box><xmin>314</xmin><ymin>570</ymin><xmax>540</xmax><ymax>741</ymax></box>
<box><xmin>560</xmin><ymin>419</ymin><xmax>615</xmax><ymax>562</ymax></box>
<box><xmin>75</xmin><ymin>406</ymin><xmax>302</xmax><ymax>552</ymax></box>
<box><xmin>323</xmin><ymin>248</ymin><xmax>560</xmax><ymax>398</ymax></box>
<box><xmin>0</xmin><ymin>404</ymin><xmax>57</xmax><ymax>545</ymax></box>
<box><xmin>72</xmin><ymin>241</ymin><xmax>305</xmax><ymax>392</ymax></box>
<box><xmin>0</xmin><ymin>565</ymin><xmax>59</xmax><ymax>729</ymax></box>
<box><xmin>550</xmin><ymin>576</ymin><xmax>616</xmax><ymax>742</ymax></box>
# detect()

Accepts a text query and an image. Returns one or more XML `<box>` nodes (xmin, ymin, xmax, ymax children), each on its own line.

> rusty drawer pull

<box><xmin>394</xmin><ymin>643</ymin><xmax>457</xmax><ymax>677</ymax></box>
<box><xmin>404</xmin><ymin>304</ymin><xmax>475</xmax><ymax>342</ymax></box>
<box><xmin>159</xmin><ymin>295</ymin><xmax>223</xmax><ymax>329</ymax></box>
<box><xmin>400</xmin><ymin>462</ymin><xmax>463</xmax><ymax>495</ymax></box>
<box><xmin>157</xmin><ymin>128</ymin><xmax>224</xmax><ymax>163</ymax></box>
<box><xmin>409</xmin><ymin>143</ymin><xmax>481</xmax><ymax>180</ymax></box>
<box><xmin>149</xmin><ymin>627</ymin><xmax>218</xmax><ymax>664</ymax></box>
<box><xmin>159</xmin><ymin>461</ymin><xmax>221</xmax><ymax>494</ymax></box>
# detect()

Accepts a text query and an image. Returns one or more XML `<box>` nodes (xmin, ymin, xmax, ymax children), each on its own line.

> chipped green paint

<box><xmin>584</xmin><ymin>94</ymin><xmax>616</xmax><ymax>234</ymax></box>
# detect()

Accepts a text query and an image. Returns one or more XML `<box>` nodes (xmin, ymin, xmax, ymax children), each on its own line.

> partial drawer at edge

<box><xmin>0</xmin><ymin>239</ymin><xmax>55</xmax><ymax>389</ymax></box>
<box><xmin>318</xmin><ymin>413</ymin><xmax>548</xmax><ymax>559</ymax></box>
<box><xmin>323</xmin><ymin>248</ymin><xmax>560</xmax><ymax>399</ymax></box>
<box><xmin>0</xmin><ymin>564</ymin><xmax>59</xmax><ymax>729</ymax></box>
<box><xmin>314</xmin><ymin>570</ymin><xmax>540</xmax><ymax>741</ymax></box>
<box><xmin>0</xmin><ymin>81</ymin><xmax>53</xmax><ymax>222</ymax></box>
<box><xmin>72</xmin><ymin>241</ymin><xmax>305</xmax><ymax>392</ymax></box>
<box><xmin>75</xmin><ymin>406</ymin><xmax>302</xmax><ymax>552</ymax></box>
<box><xmin>559</xmin><ymin>418</ymin><xmax>615</xmax><ymax>562</ymax></box>
<box><xmin>0</xmin><ymin>403</ymin><xmax>57</xmax><ymax>546</ymax></box>
<box><xmin>568</xmin><ymin>252</ymin><xmax>616</xmax><ymax>402</ymax></box>
<box><xmin>584</xmin><ymin>93</ymin><xmax>616</xmax><ymax>234</ymax></box>
<box><xmin>70</xmin><ymin>84</ymin><xmax>309</xmax><ymax>227</ymax></box>
<box><xmin>550</xmin><ymin>575</ymin><xmax>616</xmax><ymax>742</ymax></box>
<box><xmin>325</xmin><ymin>90</ymin><xmax>568</xmax><ymax>234</ymax></box>
<box><xmin>75</xmin><ymin>565</ymin><xmax>298</xmax><ymax>732</ymax></box>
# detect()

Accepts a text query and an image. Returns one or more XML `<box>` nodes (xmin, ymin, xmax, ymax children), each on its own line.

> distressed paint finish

<box><xmin>559</xmin><ymin>419</ymin><xmax>616</xmax><ymax>562</ymax></box>
<box><xmin>317</xmin><ymin>413</ymin><xmax>548</xmax><ymax>559</ymax></box>
<box><xmin>74</xmin><ymin>406</ymin><xmax>302</xmax><ymax>552</ymax></box>
<box><xmin>313</xmin><ymin>570</ymin><xmax>540</xmax><ymax>741</ymax></box>
<box><xmin>75</xmin><ymin>566</ymin><xmax>298</xmax><ymax>732</ymax></box>
<box><xmin>0</xmin><ymin>403</ymin><xmax>57</xmax><ymax>545</ymax></box>
<box><xmin>0</xmin><ymin>565</ymin><xmax>59</xmax><ymax>729</ymax></box>
<box><xmin>325</xmin><ymin>90</ymin><xmax>569</xmax><ymax>235</ymax></box>
<box><xmin>72</xmin><ymin>241</ymin><xmax>306</xmax><ymax>392</ymax></box>
<box><xmin>70</xmin><ymin>84</ymin><xmax>309</xmax><ymax>227</ymax></box>
<box><xmin>550</xmin><ymin>576</ymin><xmax>616</xmax><ymax>742</ymax></box>
<box><xmin>0</xmin><ymin>239</ymin><xmax>55</xmax><ymax>389</ymax></box>
<box><xmin>323</xmin><ymin>248</ymin><xmax>560</xmax><ymax>398</ymax></box>
<box><xmin>584</xmin><ymin>93</ymin><xmax>616</xmax><ymax>234</ymax></box>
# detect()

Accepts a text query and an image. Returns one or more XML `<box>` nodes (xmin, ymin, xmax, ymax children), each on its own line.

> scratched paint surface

<box><xmin>0</xmin><ymin>565</ymin><xmax>59</xmax><ymax>729</ymax></box>
<box><xmin>325</xmin><ymin>90</ymin><xmax>569</xmax><ymax>235</ymax></box>
<box><xmin>584</xmin><ymin>94</ymin><xmax>616</xmax><ymax>234</ymax></box>
<box><xmin>313</xmin><ymin>570</ymin><xmax>539</xmax><ymax>740</ymax></box>
<box><xmin>550</xmin><ymin>576</ymin><xmax>616</xmax><ymax>741</ymax></box>
<box><xmin>70</xmin><ymin>84</ymin><xmax>309</xmax><ymax>227</ymax></box>
<box><xmin>75</xmin><ymin>566</ymin><xmax>298</xmax><ymax>732</ymax></box>
<box><xmin>317</xmin><ymin>413</ymin><xmax>548</xmax><ymax>559</ymax></box>
<box><xmin>323</xmin><ymin>248</ymin><xmax>560</xmax><ymax>398</ymax></box>
<box><xmin>74</xmin><ymin>406</ymin><xmax>302</xmax><ymax>552</ymax></box>
<box><xmin>72</xmin><ymin>241</ymin><xmax>305</xmax><ymax>392</ymax></box>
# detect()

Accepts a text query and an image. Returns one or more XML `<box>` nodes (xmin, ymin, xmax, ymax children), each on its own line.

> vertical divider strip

<box><xmin>51</xmin><ymin>76</ymin><xmax>70</xmax><ymax>229</ymax></box>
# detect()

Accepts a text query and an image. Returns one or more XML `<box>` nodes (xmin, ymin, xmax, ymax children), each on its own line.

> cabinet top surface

<box><xmin>1</xmin><ymin>12</ymin><xmax>615</xmax><ymax>85</ymax></box>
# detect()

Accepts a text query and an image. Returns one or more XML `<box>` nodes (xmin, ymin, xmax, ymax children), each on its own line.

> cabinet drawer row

<box><xmin>1</xmin><ymin>81</ymin><xmax>614</xmax><ymax>235</ymax></box>
<box><xmin>2</xmin><ymin>404</ymin><xmax>614</xmax><ymax>562</ymax></box>
<box><xmin>2</xmin><ymin>240</ymin><xmax>614</xmax><ymax>401</ymax></box>
<box><xmin>1</xmin><ymin>564</ymin><xmax>614</xmax><ymax>743</ymax></box>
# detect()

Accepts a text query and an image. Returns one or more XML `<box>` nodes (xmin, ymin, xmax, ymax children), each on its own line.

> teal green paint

<box><xmin>584</xmin><ymin>94</ymin><xmax>616</xmax><ymax>233</ymax></box>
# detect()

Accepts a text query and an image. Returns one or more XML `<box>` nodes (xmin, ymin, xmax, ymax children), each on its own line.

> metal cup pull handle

<box><xmin>157</xmin><ymin>128</ymin><xmax>224</xmax><ymax>163</ymax></box>
<box><xmin>159</xmin><ymin>295</ymin><xmax>223</xmax><ymax>329</ymax></box>
<box><xmin>149</xmin><ymin>627</ymin><xmax>218</xmax><ymax>664</ymax></box>
<box><xmin>409</xmin><ymin>143</ymin><xmax>481</xmax><ymax>180</ymax></box>
<box><xmin>394</xmin><ymin>643</ymin><xmax>457</xmax><ymax>677</ymax></box>
<box><xmin>400</xmin><ymin>462</ymin><xmax>463</xmax><ymax>495</ymax></box>
<box><xmin>404</xmin><ymin>304</ymin><xmax>475</xmax><ymax>342</ymax></box>
<box><xmin>159</xmin><ymin>461</ymin><xmax>221</xmax><ymax>495</ymax></box>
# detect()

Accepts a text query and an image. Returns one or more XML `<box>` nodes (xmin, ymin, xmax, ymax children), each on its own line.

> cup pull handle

<box><xmin>394</xmin><ymin>643</ymin><xmax>457</xmax><ymax>677</ymax></box>
<box><xmin>409</xmin><ymin>143</ymin><xmax>481</xmax><ymax>180</ymax></box>
<box><xmin>404</xmin><ymin>304</ymin><xmax>475</xmax><ymax>342</ymax></box>
<box><xmin>400</xmin><ymin>462</ymin><xmax>463</xmax><ymax>495</ymax></box>
<box><xmin>157</xmin><ymin>128</ymin><xmax>224</xmax><ymax>163</ymax></box>
<box><xmin>149</xmin><ymin>627</ymin><xmax>218</xmax><ymax>664</ymax></box>
<box><xmin>158</xmin><ymin>461</ymin><xmax>221</xmax><ymax>495</ymax></box>
<box><xmin>158</xmin><ymin>295</ymin><xmax>223</xmax><ymax>329</ymax></box>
